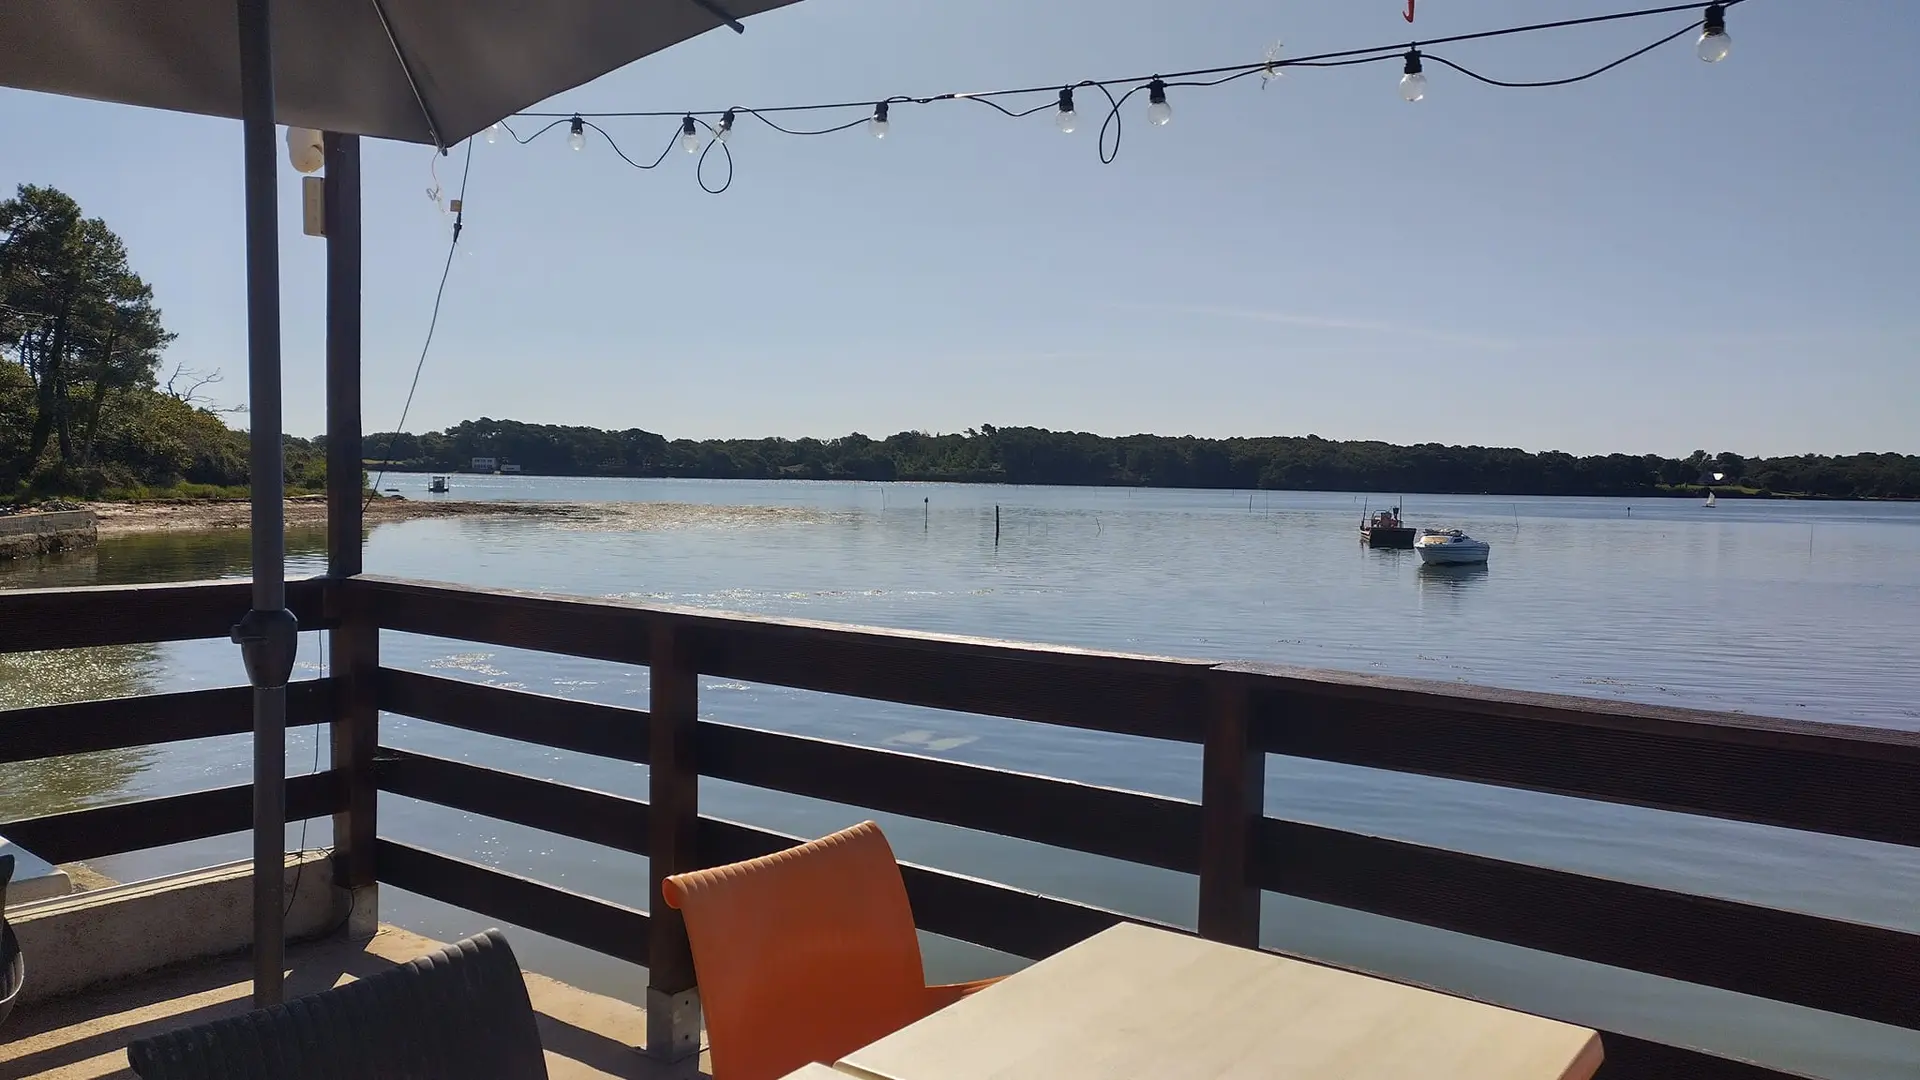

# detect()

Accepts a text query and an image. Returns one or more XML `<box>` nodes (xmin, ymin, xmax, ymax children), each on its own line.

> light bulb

<box><xmin>485</xmin><ymin>123</ymin><xmax>500</xmax><ymax>144</ymax></box>
<box><xmin>715</xmin><ymin>110</ymin><xmax>736</xmax><ymax>144</ymax></box>
<box><xmin>871</xmin><ymin>101</ymin><xmax>890</xmax><ymax>139</ymax></box>
<box><xmin>1055</xmin><ymin>87</ymin><xmax>1077</xmax><ymax>134</ymax></box>
<box><xmin>568</xmin><ymin>117</ymin><xmax>585</xmax><ymax>151</ymax></box>
<box><xmin>1696</xmin><ymin>3</ymin><xmax>1730</xmax><ymax>63</ymax></box>
<box><xmin>1145</xmin><ymin>79</ymin><xmax>1171</xmax><ymax>126</ymax></box>
<box><xmin>285</xmin><ymin>127</ymin><xmax>324</xmax><ymax>173</ymax></box>
<box><xmin>1400</xmin><ymin>49</ymin><xmax>1426</xmax><ymax>102</ymax></box>
<box><xmin>681</xmin><ymin>116</ymin><xmax>701</xmax><ymax>154</ymax></box>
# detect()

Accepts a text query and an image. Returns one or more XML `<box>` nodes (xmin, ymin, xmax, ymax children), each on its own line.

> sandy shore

<box><xmin>82</xmin><ymin>497</ymin><xmax>829</xmax><ymax>535</ymax></box>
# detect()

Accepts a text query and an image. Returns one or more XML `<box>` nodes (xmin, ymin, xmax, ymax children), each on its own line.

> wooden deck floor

<box><xmin>0</xmin><ymin>926</ymin><xmax>704</xmax><ymax>1080</ymax></box>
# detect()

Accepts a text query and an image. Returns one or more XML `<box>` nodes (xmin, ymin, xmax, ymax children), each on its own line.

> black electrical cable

<box><xmin>582</xmin><ymin>119</ymin><xmax>681</xmax><ymax>169</ymax></box>
<box><xmin>692</xmin><ymin>116</ymin><xmax>735</xmax><ymax>193</ymax></box>
<box><xmin>514</xmin><ymin>0</ymin><xmax>1748</xmax><ymax>121</ymax></box>
<box><xmin>487</xmin><ymin>0</ymin><xmax>1747</xmax><ymax>191</ymax></box>
<box><xmin>1424</xmin><ymin>20</ymin><xmax>1700</xmax><ymax>88</ymax></box>
<box><xmin>283</xmin><ymin>625</ymin><xmax>326</xmax><ymax>919</ymax></box>
<box><xmin>365</xmin><ymin>138</ymin><xmax>473</xmax><ymax>509</ymax></box>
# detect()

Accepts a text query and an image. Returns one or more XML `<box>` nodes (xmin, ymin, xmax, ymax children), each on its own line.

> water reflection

<box><xmin>0</xmin><ymin>527</ymin><xmax>329</xmax><ymax>589</ymax></box>
<box><xmin>1416</xmin><ymin>562</ymin><xmax>1492</xmax><ymax>589</ymax></box>
<box><xmin>0</xmin><ymin>644</ymin><xmax>161</xmax><ymax>819</ymax></box>
<box><xmin>1414</xmin><ymin>562</ymin><xmax>1490</xmax><ymax>619</ymax></box>
<box><xmin>0</xmin><ymin>528</ymin><xmax>329</xmax><ymax>821</ymax></box>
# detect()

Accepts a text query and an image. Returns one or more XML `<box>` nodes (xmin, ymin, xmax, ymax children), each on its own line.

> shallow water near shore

<box><xmin>5</xmin><ymin>477</ymin><xmax>1920</xmax><ymax>1077</ymax></box>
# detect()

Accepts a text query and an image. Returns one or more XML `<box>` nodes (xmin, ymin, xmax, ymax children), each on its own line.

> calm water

<box><xmin>6</xmin><ymin>478</ymin><xmax>1920</xmax><ymax>1078</ymax></box>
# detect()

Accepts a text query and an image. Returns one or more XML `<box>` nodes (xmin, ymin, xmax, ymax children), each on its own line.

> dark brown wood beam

<box><xmin>323</xmin><ymin>130</ymin><xmax>363</xmax><ymax>578</ymax></box>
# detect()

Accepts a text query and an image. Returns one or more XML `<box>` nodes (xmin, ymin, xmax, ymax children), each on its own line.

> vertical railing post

<box><xmin>646</xmin><ymin>620</ymin><xmax>701</xmax><ymax>1065</ymax></box>
<box><xmin>1197</xmin><ymin>670</ymin><xmax>1265</xmax><ymax>947</ymax></box>
<box><xmin>322</xmin><ymin>129</ymin><xmax>375</xmax><ymax>938</ymax></box>
<box><xmin>328</xmin><ymin>580</ymin><xmax>379</xmax><ymax>937</ymax></box>
<box><xmin>322</xmin><ymin>130</ymin><xmax>361</xmax><ymax>577</ymax></box>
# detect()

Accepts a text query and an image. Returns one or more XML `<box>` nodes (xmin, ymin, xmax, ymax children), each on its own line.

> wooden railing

<box><xmin>7</xmin><ymin>574</ymin><xmax>1920</xmax><ymax>1079</ymax></box>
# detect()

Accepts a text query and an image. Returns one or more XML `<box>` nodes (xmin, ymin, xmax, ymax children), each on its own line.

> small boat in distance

<box><xmin>428</xmin><ymin>475</ymin><xmax>451</xmax><ymax>493</ymax></box>
<box><xmin>1361</xmin><ymin>506</ymin><xmax>1416</xmax><ymax>548</ymax></box>
<box><xmin>1416</xmin><ymin>528</ymin><xmax>1491</xmax><ymax>565</ymax></box>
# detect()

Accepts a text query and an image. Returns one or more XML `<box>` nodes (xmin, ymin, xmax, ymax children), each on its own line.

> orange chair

<box><xmin>661</xmin><ymin>821</ymin><xmax>1000</xmax><ymax>1080</ymax></box>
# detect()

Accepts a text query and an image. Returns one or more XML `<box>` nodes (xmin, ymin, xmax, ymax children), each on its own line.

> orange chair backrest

<box><xmin>662</xmin><ymin>821</ymin><xmax>929</xmax><ymax>1080</ymax></box>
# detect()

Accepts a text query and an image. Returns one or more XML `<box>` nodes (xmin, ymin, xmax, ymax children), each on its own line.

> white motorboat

<box><xmin>1416</xmin><ymin>528</ymin><xmax>1491</xmax><ymax>565</ymax></box>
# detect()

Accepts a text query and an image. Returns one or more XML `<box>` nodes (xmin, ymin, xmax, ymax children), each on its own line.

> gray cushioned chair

<box><xmin>127</xmin><ymin>929</ymin><xmax>547</xmax><ymax>1079</ymax></box>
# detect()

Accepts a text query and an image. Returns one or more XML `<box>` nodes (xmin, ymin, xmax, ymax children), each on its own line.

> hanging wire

<box><xmin>487</xmin><ymin>0</ymin><xmax>1745</xmax><ymax>192</ymax></box>
<box><xmin>283</xmin><ymin>625</ymin><xmax>327</xmax><ymax>918</ymax></box>
<box><xmin>366</xmin><ymin>138</ymin><xmax>473</xmax><ymax>508</ymax></box>
<box><xmin>517</xmin><ymin>0</ymin><xmax>1745</xmax><ymax>120</ymax></box>
<box><xmin>692</xmin><ymin>117</ymin><xmax>735</xmax><ymax>194</ymax></box>
<box><xmin>1423</xmin><ymin>21</ymin><xmax>1700</xmax><ymax>88</ymax></box>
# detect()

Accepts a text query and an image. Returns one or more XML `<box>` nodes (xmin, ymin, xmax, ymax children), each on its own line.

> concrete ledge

<box><xmin>0</xmin><ymin>510</ymin><xmax>98</xmax><ymax>560</ymax></box>
<box><xmin>0</xmin><ymin>836</ymin><xmax>73</xmax><ymax>905</ymax></box>
<box><xmin>9</xmin><ymin>853</ymin><xmax>339</xmax><ymax>1006</ymax></box>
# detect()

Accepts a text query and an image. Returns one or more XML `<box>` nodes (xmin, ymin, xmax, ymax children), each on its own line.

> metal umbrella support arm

<box><xmin>233</xmin><ymin>0</ymin><xmax>296</xmax><ymax>1009</ymax></box>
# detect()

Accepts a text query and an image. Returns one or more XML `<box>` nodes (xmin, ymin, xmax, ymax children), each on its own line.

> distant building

<box><xmin>470</xmin><ymin>456</ymin><xmax>497</xmax><ymax>473</ymax></box>
<box><xmin>500</xmin><ymin>463</ymin><xmax>522</xmax><ymax>474</ymax></box>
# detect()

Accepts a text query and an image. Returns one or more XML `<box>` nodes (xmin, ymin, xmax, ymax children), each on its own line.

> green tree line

<box><xmin>368</xmin><ymin>418</ymin><xmax>1919</xmax><ymax>500</ymax></box>
<box><xmin>1</xmin><ymin>184</ymin><xmax>324</xmax><ymax>499</ymax></box>
<box><xmin>8</xmin><ymin>184</ymin><xmax>1911</xmax><ymax>503</ymax></box>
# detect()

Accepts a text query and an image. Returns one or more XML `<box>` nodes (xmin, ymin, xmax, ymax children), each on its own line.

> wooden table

<box><xmin>826</xmin><ymin>923</ymin><xmax>1602</xmax><ymax>1080</ymax></box>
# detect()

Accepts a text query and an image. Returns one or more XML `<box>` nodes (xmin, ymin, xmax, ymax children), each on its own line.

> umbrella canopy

<box><xmin>2</xmin><ymin>0</ymin><xmax>804</xmax><ymax>1013</ymax></box>
<box><xmin>0</xmin><ymin>0</ymin><xmax>805</xmax><ymax>146</ymax></box>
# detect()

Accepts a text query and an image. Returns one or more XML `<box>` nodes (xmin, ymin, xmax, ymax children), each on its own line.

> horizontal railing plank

<box><xmin>375</xmin><ymin>747</ymin><xmax>648</xmax><ymax>855</ymax></box>
<box><xmin>1254</xmin><ymin>816</ymin><xmax>1920</xmax><ymax>1030</ymax></box>
<box><xmin>362</xmin><ymin>577</ymin><xmax>656</xmax><ymax>666</ymax></box>
<box><xmin>375</xmin><ymin>839</ymin><xmax>648</xmax><ymax>965</ymax></box>
<box><xmin>1</xmin><ymin>771</ymin><xmax>344</xmax><ymax>864</ymax></box>
<box><xmin>1594</xmin><ymin>1034</ymin><xmax>1810</xmax><ymax>1080</ymax></box>
<box><xmin>695</xmin><ymin>816</ymin><xmax>1185</xmax><ymax>960</ymax></box>
<box><xmin>0</xmin><ymin>681</ymin><xmax>333</xmax><ymax>766</ymax></box>
<box><xmin>698</xmin><ymin>722</ymin><xmax>1201</xmax><ymax>873</ymax></box>
<box><xmin>355</xmin><ymin>576</ymin><xmax>1209</xmax><ymax>742</ymax></box>
<box><xmin>0</xmin><ymin>577</ymin><xmax>332</xmax><ymax>654</ymax></box>
<box><xmin>377</xmin><ymin>668</ymin><xmax>648</xmax><ymax>763</ymax></box>
<box><xmin>681</xmin><ymin>615</ymin><xmax>1208</xmax><ymax>743</ymax></box>
<box><xmin>1232</xmin><ymin>663</ymin><xmax>1920</xmax><ymax>848</ymax></box>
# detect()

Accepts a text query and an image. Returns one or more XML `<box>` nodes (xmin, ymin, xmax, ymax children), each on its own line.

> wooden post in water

<box><xmin>646</xmin><ymin>622</ymin><xmax>701</xmax><ymax>1064</ymax></box>
<box><xmin>924</xmin><ymin>497</ymin><xmax>929</xmax><ymax>531</ymax></box>
<box><xmin>995</xmin><ymin>505</ymin><xmax>1000</xmax><ymax>547</ymax></box>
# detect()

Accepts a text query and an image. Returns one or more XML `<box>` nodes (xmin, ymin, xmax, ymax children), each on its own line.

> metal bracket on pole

<box><xmin>231</xmin><ymin>608</ymin><xmax>300</xmax><ymax>689</ymax></box>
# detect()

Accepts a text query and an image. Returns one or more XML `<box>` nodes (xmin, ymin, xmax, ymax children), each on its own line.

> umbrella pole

<box><xmin>233</xmin><ymin>0</ymin><xmax>297</xmax><ymax>1009</ymax></box>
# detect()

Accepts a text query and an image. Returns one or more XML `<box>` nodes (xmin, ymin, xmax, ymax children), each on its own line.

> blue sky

<box><xmin>3</xmin><ymin>0</ymin><xmax>1915</xmax><ymax>456</ymax></box>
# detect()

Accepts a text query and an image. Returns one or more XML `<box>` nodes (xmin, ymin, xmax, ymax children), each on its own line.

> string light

<box><xmin>1696</xmin><ymin>3</ymin><xmax>1730</xmax><ymax>62</ymax></box>
<box><xmin>493</xmin><ymin>1</ymin><xmax>1743</xmax><ymax>193</ymax></box>
<box><xmin>1145</xmin><ymin>79</ymin><xmax>1172</xmax><ymax>126</ymax></box>
<box><xmin>1400</xmin><ymin>49</ymin><xmax>1427</xmax><ymax>102</ymax></box>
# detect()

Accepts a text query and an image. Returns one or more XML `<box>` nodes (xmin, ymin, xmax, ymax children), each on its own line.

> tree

<box><xmin>0</xmin><ymin>184</ymin><xmax>175</xmax><ymax>480</ymax></box>
<box><xmin>0</xmin><ymin>184</ymin><xmax>270</xmax><ymax>499</ymax></box>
